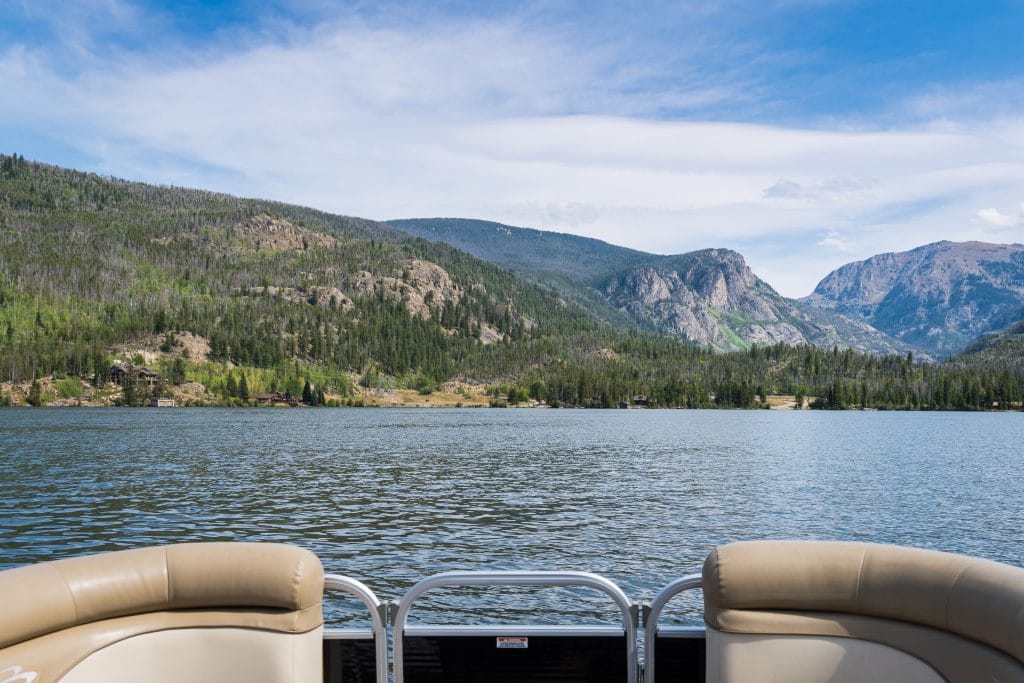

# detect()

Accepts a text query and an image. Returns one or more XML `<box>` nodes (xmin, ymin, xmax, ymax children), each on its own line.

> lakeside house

<box><xmin>110</xmin><ymin>363</ymin><xmax>160</xmax><ymax>388</ymax></box>
<box><xmin>254</xmin><ymin>392</ymin><xmax>298</xmax><ymax>406</ymax></box>
<box><xmin>148</xmin><ymin>398</ymin><xmax>175</xmax><ymax>407</ymax></box>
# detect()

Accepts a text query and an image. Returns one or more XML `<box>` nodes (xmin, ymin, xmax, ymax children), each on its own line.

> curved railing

<box><xmin>643</xmin><ymin>574</ymin><xmax>703</xmax><ymax>683</ymax></box>
<box><xmin>392</xmin><ymin>570</ymin><xmax>639</xmax><ymax>683</ymax></box>
<box><xmin>323</xmin><ymin>574</ymin><xmax>389</xmax><ymax>683</ymax></box>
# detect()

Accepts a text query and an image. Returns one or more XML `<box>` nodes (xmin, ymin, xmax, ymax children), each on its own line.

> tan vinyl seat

<box><xmin>0</xmin><ymin>542</ymin><xmax>324</xmax><ymax>683</ymax></box>
<box><xmin>702</xmin><ymin>540</ymin><xmax>1024</xmax><ymax>683</ymax></box>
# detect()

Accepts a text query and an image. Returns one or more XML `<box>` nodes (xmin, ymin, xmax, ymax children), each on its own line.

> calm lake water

<box><xmin>1</xmin><ymin>408</ymin><xmax>1022</xmax><ymax>625</ymax></box>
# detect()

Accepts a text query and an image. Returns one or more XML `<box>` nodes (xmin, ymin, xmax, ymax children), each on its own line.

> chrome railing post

<box><xmin>323</xmin><ymin>574</ymin><xmax>389</xmax><ymax>683</ymax></box>
<box><xmin>643</xmin><ymin>574</ymin><xmax>702</xmax><ymax>683</ymax></box>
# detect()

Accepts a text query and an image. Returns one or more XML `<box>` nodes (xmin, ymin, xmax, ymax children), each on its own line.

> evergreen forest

<box><xmin>1</xmin><ymin>155</ymin><xmax>1021</xmax><ymax>410</ymax></box>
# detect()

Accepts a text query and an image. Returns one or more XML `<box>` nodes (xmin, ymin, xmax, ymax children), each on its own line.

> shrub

<box><xmin>56</xmin><ymin>377</ymin><xmax>84</xmax><ymax>399</ymax></box>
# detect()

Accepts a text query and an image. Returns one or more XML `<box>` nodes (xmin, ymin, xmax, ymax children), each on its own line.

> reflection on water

<box><xmin>1</xmin><ymin>408</ymin><xmax>1022</xmax><ymax>625</ymax></box>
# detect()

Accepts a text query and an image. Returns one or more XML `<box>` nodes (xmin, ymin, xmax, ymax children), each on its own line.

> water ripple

<box><xmin>2</xmin><ymin>408</ymin><xmax>1022</xmax><ymax>625</ymax></box>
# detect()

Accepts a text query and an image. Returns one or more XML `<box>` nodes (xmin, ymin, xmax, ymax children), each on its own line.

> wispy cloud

<box><xmin>2</xmin><ymin>3</ymin><xmax>1024</xmax><ymax>296</ymax></box>
<box><xmin>903</xmin><ymin>79</ymin><xmax>1024</xmax><ymax>123</ymax></box>
<box><xmin>2</xmin><ymin>0</ymin><xmax>146</xmax><ymax>66</ymax></box>
<box><xmin>763</xmin><ymin>177</ymin><xmax>876</xmax><ymax>202</ymax></box>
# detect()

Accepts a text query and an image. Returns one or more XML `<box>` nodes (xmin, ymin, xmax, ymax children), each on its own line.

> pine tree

<box><xmin>91</xmin><ymin>350</ymin><xmax>108</xmax><ymax>387</ymax></box>
<box><xmin>121</xmin><ymin>376</ymin><xmax>139</xmax><ymax>407</ymax></box>
<box><xmin>239</xmin><ymin>372</ymin><xmax>250</xmax><ymax>401</ymax></box>
<box><xmin>27</xmin><ymin>379</ymin><xmax>42</xmax><ymax>406</ymax></box>
<box><xmin>170</xmin><ymin>357</ymin><xmax>187</xmax><ymax>385</ymax></box>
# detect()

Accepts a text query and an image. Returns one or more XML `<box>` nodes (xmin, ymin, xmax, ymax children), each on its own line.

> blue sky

<box><xmin>2</xmin><ymin>0</ymin><xmax>1023</xmax><ymax>295</ymax></box>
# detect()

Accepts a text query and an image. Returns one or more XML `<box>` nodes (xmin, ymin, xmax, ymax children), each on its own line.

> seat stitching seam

<box><xmin>854</xmin><ymin>547</ymin><xmax>867</xmax><ymax>611</ymax></box>
<box><xmin>945</xmin><ymin>563</ymin><xmax>970</xmax><ymax>631</ymax></box>
<box><xmin>162</xmin><ymin>546</ymin><xmax>171</xmax><ymax>608</ymax></box>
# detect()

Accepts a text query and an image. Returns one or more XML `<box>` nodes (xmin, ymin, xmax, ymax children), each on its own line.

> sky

<box><xmin>2</xmin><ymin>0</ymin><xmax>1023</xmax><ymax>296</ymax></box>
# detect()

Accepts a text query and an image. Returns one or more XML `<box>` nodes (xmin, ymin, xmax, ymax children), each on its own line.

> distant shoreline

<box><xmin>4</xmin><ymin>401</ymin><xmax>1020</xmax><ymax>412</ymax></box>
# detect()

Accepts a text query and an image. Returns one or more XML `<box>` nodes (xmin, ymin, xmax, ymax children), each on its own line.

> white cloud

<box><xmin>976</xmin><ymin>205</ymin><xmax>1023</xmax><ymax>230</ymax></box>
<box><xmin>2</xmin><ymin>15</ymin><xmax>1024</xmax><ymax>297</ymax></box>
<box><xmin>816</xmin><ymin>230</ymin><xmax>856</xmax><ymax>253</ymax></box>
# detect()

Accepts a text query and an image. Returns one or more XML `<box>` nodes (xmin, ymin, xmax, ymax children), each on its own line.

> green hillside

<box><xmin>0</xmin><ymin>157</ymin><xmax>606</xmax><ymax>390</ymax></box>
<box><xmin>387</xmin><ymin>217</ymin><xmax>655</xmax><ymax>283</ymax></box>
<box><xmin>388</xmin><ymin>217</ymin><xmax>648</xmax><ymax>327</ymax></box>
<box><xmin>952</xmin><ymin>320</ymin><xmax>1024</xmax><ymax>376</ymax></box>
<box><xmin>1</xmin><ymin>156</ymin><xmax>1021</xmax><ymax>411</ymax></box>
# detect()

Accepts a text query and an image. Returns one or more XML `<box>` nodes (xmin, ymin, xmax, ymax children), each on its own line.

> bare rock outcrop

<box><xmin>233</xmin><ymin>213</ymin><xmax>337</xmax><ymax>252</ymax></box>
<box><xmin>351</xmin><ymin>259</ymin><xmax>464</xmax><ymax>320</ymax></box>
<box><xmin>239</xmin><ymin>285</ymin><xmax>354</xmax><ymax>311</ymax></box>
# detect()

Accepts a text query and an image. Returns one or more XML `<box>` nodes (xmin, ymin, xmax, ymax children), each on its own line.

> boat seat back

<box><xmin>702</xmin><ymin>540</ymin><xmax>1024</xmax><ymax>683</ymax></box>
<box><xmin>0</xmin><ymin>542</ymin><xmax>324</xmax><ymax>682</ymax></box>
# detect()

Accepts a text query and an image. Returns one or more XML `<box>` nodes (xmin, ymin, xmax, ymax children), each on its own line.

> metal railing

<box><xmin>642</xmin><ymin>573</ymin><xmax>703</xmax><ymax>683</ymax></box>
<box><xmin>323</xmin><ymin>574</ymin><xmax>389</xmax><ymax>683</ymax></box>
<box><xmin>391</xmin><ymin>570</ymin><xmax>639</xmax><ymax>683</ymax></box>
<box><xmin>321</xmin><ymin>569</ymin><xmax>708</xmax><ymax>683</ymax></box>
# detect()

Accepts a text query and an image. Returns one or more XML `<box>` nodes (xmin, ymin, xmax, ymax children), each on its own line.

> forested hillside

<box><xmin>1</xmin><ymin>156</ymin><xmax>1021</xmax><ymax>410</ymax></box>
<box><xmin>950</xmin><ymin>320</ymin><xmax>1024</xmax><ymax>377</ymax></box>
<box><xmin>388</xmin><ymin>217</ymin><xmax>647</xmax><ymax>327</ymax></box>
<box><xmin>0</xmin><ymin>156</ymin><xmax>602</xmax><ymax>395</ymax></box>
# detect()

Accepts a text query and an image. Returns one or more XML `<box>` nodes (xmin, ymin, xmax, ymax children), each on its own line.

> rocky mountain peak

<box><xmin>603</xmin><ymin>249</ymin><xmax>801</xmax><ymax>349</ymax></box>
<box><xmin>674</xmin><ymin>249</ymin><xmax>759</xmax><ymax>305</ymax></box>
<box><xmin>803</xmin><ymin>240</ymin><xmax>1024</xmax><ymax>353</ymax></box>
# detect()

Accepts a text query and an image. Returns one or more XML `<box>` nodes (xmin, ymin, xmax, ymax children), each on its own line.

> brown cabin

<box><xmin>254</xmin><ymin>392</ymin><xmax>296</xmax><ymax>406</ymax></box>
<box><xmin>110</xmin><ymin>365</ymin><xmax>160</xmax><ymax>388</ymax></box>
<box><xmin>137</xmin><ymin>368</ymin><xmax>159</xmax><ymax>387</ymax></box>
<box><xmin>109</xmin><ymin>365</ymin><xmax>128</xmax><ymax>386</ymax></box>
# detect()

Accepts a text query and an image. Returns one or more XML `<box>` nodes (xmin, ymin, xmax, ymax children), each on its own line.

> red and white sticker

<box><xmin>496</xmin><ymin>636</ymin><xmax>528</xmax><ymax>649</ymax></box>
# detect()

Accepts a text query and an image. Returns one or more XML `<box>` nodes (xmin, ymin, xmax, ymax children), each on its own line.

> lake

<box><xmin>1</xmin><ymin>408</ymin><xmax>1021</xmax><ymax>625</ymax></box>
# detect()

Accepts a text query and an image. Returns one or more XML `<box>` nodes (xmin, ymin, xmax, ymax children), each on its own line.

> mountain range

<box><xmin>389</xmin><ymin>219</ymin><xmax>1024</xmax><ymax>356</ymax></box>
<box><xmin>1</xmin><ymin>155</ymin><xmax>1021</xmax><ymax>410</ymax></box>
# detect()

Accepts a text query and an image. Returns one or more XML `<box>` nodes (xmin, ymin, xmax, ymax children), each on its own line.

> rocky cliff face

<box><xmin>803</xmin><ymin>241</ymin><xmax>1024</xmax><ymax>354</ymax></box>
<box><xmin>233</xmin><ymin>213</ymin><xmax>338</xmax><ymax>252</ymax></box>
<box><xmin>604</xmin><ymin>250</ymin><xmax>794</xmax><ymax>349</ymax></box>
<box><xmin>351</xmin><ymin>259</ymin><xmax>464</xmax><ymax>320</ymax></box>
<box><xmin>603</xmin><ymin>249</ymin><xmax>912</xmax><ymax>354</ymax></box>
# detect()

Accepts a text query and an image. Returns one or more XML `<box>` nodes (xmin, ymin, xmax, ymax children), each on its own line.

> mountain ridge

<box><xmin>803</xmin><ymin>240</ymin><xmax>1024</xmax><ymax>354</ymax></box>
<box><xmin>389</xmin><ymin>218</ymin><xmax>921</xmax><ymax>355</ymax></box>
